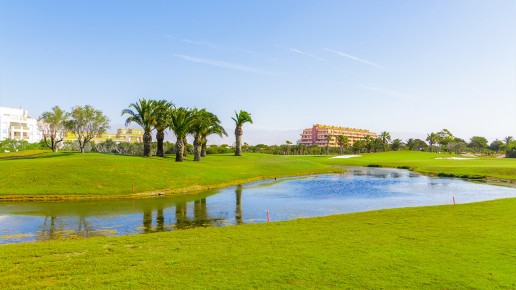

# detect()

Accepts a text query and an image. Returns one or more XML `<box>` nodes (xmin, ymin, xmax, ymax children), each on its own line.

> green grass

<box><xmin>1</xmin><ymin>198</ymin><xmax>515</xmax><ymax>289</ymax></box>
<box><xmin>1</xmin><ymin>150</ymin><xmax>515</xmax><ymax>199</ymax></box>
<box><xmin>321</xmin><ymin>151</ymin><xmax>516</xmax><ymax>182</ymax></box>
<box><xmin>0</xmin><ymin>151</ymin><xmax>340</xmax><ymax>198</ymax></box>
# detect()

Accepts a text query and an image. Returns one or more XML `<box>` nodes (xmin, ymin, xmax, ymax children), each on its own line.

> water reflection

<box><xmin>2</xmin><ymin>167</ymin><xmax>516</xmax><ymax>244</ymax></box>
<box><xmin>235</xmin><ymin>185</ymin><xmax>243</xmax><ymax>225</ymax></box>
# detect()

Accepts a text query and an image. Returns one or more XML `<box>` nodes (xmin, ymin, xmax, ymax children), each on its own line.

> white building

<box><xmin>0</xmin><ymin>107</ymin><xmax>42</xmax><ymax>143</ymax></box>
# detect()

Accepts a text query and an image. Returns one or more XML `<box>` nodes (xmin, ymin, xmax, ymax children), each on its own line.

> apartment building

<box><xmin>64</xmin><ymin>128</ymin><xmax>143</xmax><ymax>143</ymax></box>
<box><xmin>0</xmin><ymin>107</ymin><xmax>41</xmax><ymax>143</ymax></box>
<box><xmin>299</xmin><ymin>124</ymin><xmax>377</xmax><ymax>147</ymax></box>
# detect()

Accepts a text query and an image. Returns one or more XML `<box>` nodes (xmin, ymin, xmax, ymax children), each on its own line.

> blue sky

<box><xmin>0</xmin><ymin>0</ymin><xmax>515</xmax><ymax>144</ymax></box>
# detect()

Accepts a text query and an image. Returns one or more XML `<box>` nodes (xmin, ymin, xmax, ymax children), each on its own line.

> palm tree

<box><xmin>190</xmin><ymin>109</ymin><xmax>211</xmax><ymax>161</ymax></box>
<box><xmin>503</xmin><ymin>136</ymin><xmax>513</xmax><ymax>146</ymax></box>
<box><xmin>232</xmin><ymin>110</ymin><xmax>253</xmax><ymax>156</ymax></box>
<box><xmin>426</xmin><ymin>132</ymin><xmax>438</xmax><ymax>153</ymax></box>
<box><xmin>200</xmin><ymin>113</ymin><xmax>227</xmax><ymax>157</ymax></box>
<box><xmin>169</xmin><ymin>107</ymin><xmax>195</xmax><ymax>162</ymax></box>
<box><xmin>336</xmin><ymin>135</ymin><xmax>349</xmax><ymax>155</ymax></box>
<box><xmin>152</xmin><ymin>100</ymin><xmax>174</xmax><ymax>157</ymax></box>
<box><xmin>390</xmin><ymin>139</ymin><xmax>403</xmax><ymax>151</ymax></box>
<box><xmin>379</xmin><ymin>131</ymin><xmax>391</xmax><ymax>152</ymax></box>
<box><xmin>122</xmin><ymin>99</ymin><xmax>156</xmax><ymax>157</ymax></box>
<box><xmin>325</xmin><ymin>134</ymin><xmax>333</xmax><ymax>155</ymax></box>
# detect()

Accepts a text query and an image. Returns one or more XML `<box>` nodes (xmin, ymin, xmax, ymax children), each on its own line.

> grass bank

<box><xmin>1</xmin><ymin>198</ymin><xmax>515</xmax><ymax>288</ymax></box>
<box><xmin>0</xmin><ymin>151</ymin><xmax>341</xmax><ymax>199</ymax></box>
<box><xmin>321</xmin><ymin>151</ymin><xmax>516</xmax><ymax>183</ymax></box>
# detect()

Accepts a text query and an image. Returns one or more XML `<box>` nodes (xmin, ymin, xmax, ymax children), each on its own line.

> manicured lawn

<box><xmin>1</xmin><ymin>198</ymin><xmax>515</xmax><ymax>289</ymax></box>
<box><xmin>0</xmin><ymin>151</ymin><xmax>340</xmax><ymax>198</ymax></box>
<box><xmin>321</xmin><ymin>151</ymin><xmax>516</xmax><ymax>182</ymax></box>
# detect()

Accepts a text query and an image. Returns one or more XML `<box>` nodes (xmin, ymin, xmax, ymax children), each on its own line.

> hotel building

<box><xmin>299</xmin><ymin>124</ymin><xmax>377</xmax><ymax>147</ymax></box>
<box><xmin>0</xmin><ymin>107</ymin><xmax>42</xmax><ymax>143</ymax></box>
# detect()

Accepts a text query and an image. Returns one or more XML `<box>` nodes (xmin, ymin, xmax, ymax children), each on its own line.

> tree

<box><xmin>503</xmin><ymin>136</ymin><xmax>513</xmax><ymax>146</ymax></box>
<box><xmin>352</xmin><ymin>140</ymin><xmax>365</xmax><ymax>153</ymax></box>
<box><xmin>489</xmin><ymin>140</ymin><xmax>504</xmax><ymax>154</ymax></box>
<box><xmin>364</xmin><ymin>136</ymin><xmax>373</xmax><ymax>153</ymax></box>
<box><xmin>66</xmin><ymin>105</ymin><xmax>110</xmax><ymax>153</ymax></box>
<box><xmin>200</xmin><ymin>112</ymin><xmax>227</xmax><ymax>157</ymax></box>
<box><xmin>426</xmin><ymin>132</ymin><xmax>439</xmax><ymax>152</ymax></box>
<box><xmin>379</xmin><ymin>131</ymin><xmax>391</xmax><ymax>152</ymax></box>
<box><xmin>152</xmin><ymin>100</ymin><xmax>174</xmax><ymax>157</ymax></box>
<box><xmin>38</xmin><ymin>106</ymin><xmax>69</xmax><ymax>152</ymax></box>
<box><xmin>121</xmin><ymin>99</ymin><xmax>156</xmax><ymax>157</ymax></box>
<box><xmin>468</xmin><ymin>136</ymin><xmax>488</xmax><ymax>153</ymax></box>
<box><xmin>437</xmin><ymin>129</ymin><xmax>454</xmax><ymax>153</ymax></box>
<box><xmin>406</xmin><ymin>138</ymin><xmax>428</xmax><ymax>151</ymax></box>
<box><xmin>232</xmin><ymin>110</ymin><xmax>253</xmax><ymax>156</ymax></box>
<box><xmin>336</xmin><ymin>135</ymin><xmax>349</xmax><ymax>155</ymax></box>
<box><xmin>190</xmin><ymin>109</ymin><xmax>211</xmax><ymax>162</ymax></box>
<box><xmin>390</xmin><ymin>139</ymin><xmax>403</xmax><ymax>151</ymax></box>
<box><xmin>325</xmin><ymin>134</ymin><xmax>333</xmax><ymax>155</ymax></box>
<box><xmin>170</xmin><ymin>107</ymin><xmax>195</xmax><ymax>162</ymax></box>
<box><xmin>285</xmin><ymin>140</ymin><xmax>292</xmax><ymax>155</ymax></box>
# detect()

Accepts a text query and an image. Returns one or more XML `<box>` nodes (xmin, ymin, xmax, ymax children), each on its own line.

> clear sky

<box><xmin>1</xmin><ymin>0</ymin><xmax>515</xmax><ymax>144</ymax></box>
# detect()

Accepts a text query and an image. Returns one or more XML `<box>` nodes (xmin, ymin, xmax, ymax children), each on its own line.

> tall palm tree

<box><xmin>503</xmin><ymin>136</ymin><xmax>513</xmax><ymax>146</ymax></box>
<box><xmin>232</xmin><ymin>110</ymin><xmax>253</xmax><ymax>156</ymax></box>
<box><xmin>152</xmin><ymin>100</ymin><xmax>174</xmax><ymax>157</ymax></box>
<box><xmin>122</xmin><ymin>99</ymin><xmax>156</xmax><ymax>157</ymax></box>
<box><xmin>169</xmin><ymin>107</ymin><xmax>195</xmax><ymax>162</ymax></box>
<box><xmin>200</xmin><ymin>112</ymin><xmax>227</xmax><ymax>157</ymax></box>
<box><xmin>336</xmin><ymin>135</ymin><xmax>349</xmax><ymax>155</ymax></box>
<box><xmin>379</xmin><ymin>131</ymin><xmax>391</xmax><ymax>152</ymax></box>
<box><xmin>426</xmin><ymin>132</ymin><xmax>438</xmax><ymax>153</ymax></box>
<box><xmin>325</xmin><ymin>134</ymin><xmax>333</xmax><ymax>155</ymax></box>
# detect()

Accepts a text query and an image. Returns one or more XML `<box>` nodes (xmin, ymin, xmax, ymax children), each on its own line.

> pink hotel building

<box><xmin>299</xmin><ymin>124</ymin><xmax>377</xmax><ymax>147</ymax></box>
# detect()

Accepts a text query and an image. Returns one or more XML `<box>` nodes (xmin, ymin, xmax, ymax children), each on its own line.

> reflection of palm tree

<box><xmin>156</xmin><ymin>208</ymin><xmax>165</xmax><ymax>232</ymax></box>
<box><xmin>194</xmin><ymin>199</ymin><xmax>208</xmax><ymax>223</ymax></box>
<box><xmin>40</xmin><ymin>216</ymin><xmax>58</xmax><ymax>240</ymax></box>
<box><xmin>235</xmin><ymin>184</ymin><xmax>243</xmax><ymax>225</ymax></box>
<box><xmin>143</xmin><ymin>211</ymin><xmax>153</xmax><ymax>233</ymax></box>
<box><xmin>175</xmin><ymin>202</ymin><xmax>188</xmax><ymax>229</ymax></box>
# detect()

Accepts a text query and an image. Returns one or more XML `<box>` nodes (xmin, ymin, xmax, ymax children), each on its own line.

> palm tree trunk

<box><xmin>193</xmin><ymin>136</ymin><xmax>201</xmax><ymax>161</ymax></box>
<box><xmin>175</xmin><ymin>137</ymin><xmax>184</xmax><ymax>162</ymax></box>
<box><xmin>235</xmin><ymin>126</ymin><xmax>243</xmax><ymax>156</ymax></box>
<box><xmin>143</xmin><ymin>130</ymin><xmax>152</xmax><ymax>157</ymax></box>
<box><xmin>182</xmin><ymin>137</ymin><xmax>188</xmax><ymax>157</ymax></box>
<box><xmin>201</xmin><ymin>138</ymin><xmax>207</xmax><ymax>157</ymax></box>
<box><xmin>156</xmin><ymin>130</ymin><xmax>164</xmax><ymax>157</ymax></box>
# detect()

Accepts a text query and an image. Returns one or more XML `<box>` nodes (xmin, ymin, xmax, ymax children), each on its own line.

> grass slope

<box><xmin>1</xmin><ymin>198</ymin><xmax>515</xmax><ymax>289</ymax></box>
<box><xmin>322</xmin><ymin>151</ymin><xmax>516</xmax><ymax>182</ymax></box>
<box><xmin>0</xmin><ymin>151</ymin><xmax>339</xmax><ymax>197</ymax></box>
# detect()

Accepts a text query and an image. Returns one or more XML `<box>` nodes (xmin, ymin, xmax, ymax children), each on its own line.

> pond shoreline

<box><xmin>2</xmin><ymin>165</ymin><xmax>515</xmax><ymax>201</ymax></box>
<box><xmin>0</xmin><ymin>169</ymin><xmax>344</xmax><ymax>202</ymax></box>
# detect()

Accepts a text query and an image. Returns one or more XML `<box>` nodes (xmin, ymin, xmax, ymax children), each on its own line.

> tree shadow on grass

<box><xmin>0</xmin><ymin>151</ymin><xmax>77</xmax><ymax>161</ymax></box>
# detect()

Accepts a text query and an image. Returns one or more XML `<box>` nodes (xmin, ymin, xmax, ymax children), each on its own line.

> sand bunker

<box><xmin>435</xmin><ymin>157</ymin><xmax>477</xmax><ymax>160</ymax></box>
<box><xmin>331</xmin><ymin>155</ymin><xmax>362</xmax><ymax>159</ymax></box>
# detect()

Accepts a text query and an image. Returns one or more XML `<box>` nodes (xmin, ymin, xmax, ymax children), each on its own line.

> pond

<box><xmin>1</xmin><ymin>167</ymin><xmax>516</xmax><ymax>244</ymax></box>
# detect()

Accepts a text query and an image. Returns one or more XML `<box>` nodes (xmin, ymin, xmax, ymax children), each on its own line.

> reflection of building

<box><xmin>64</xmin><ymin>128</ymin><xmax>143</xmax><ymax>144</ymax></box>
<box><xmin>0</xmin><ymin>107</ymin><xmax>41</xmax><ymax>142</ymax></box>
<box><xmin>299</xmin><ymin>124</ymin><xmax>377</xmax><ymax>147</ymax></box>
